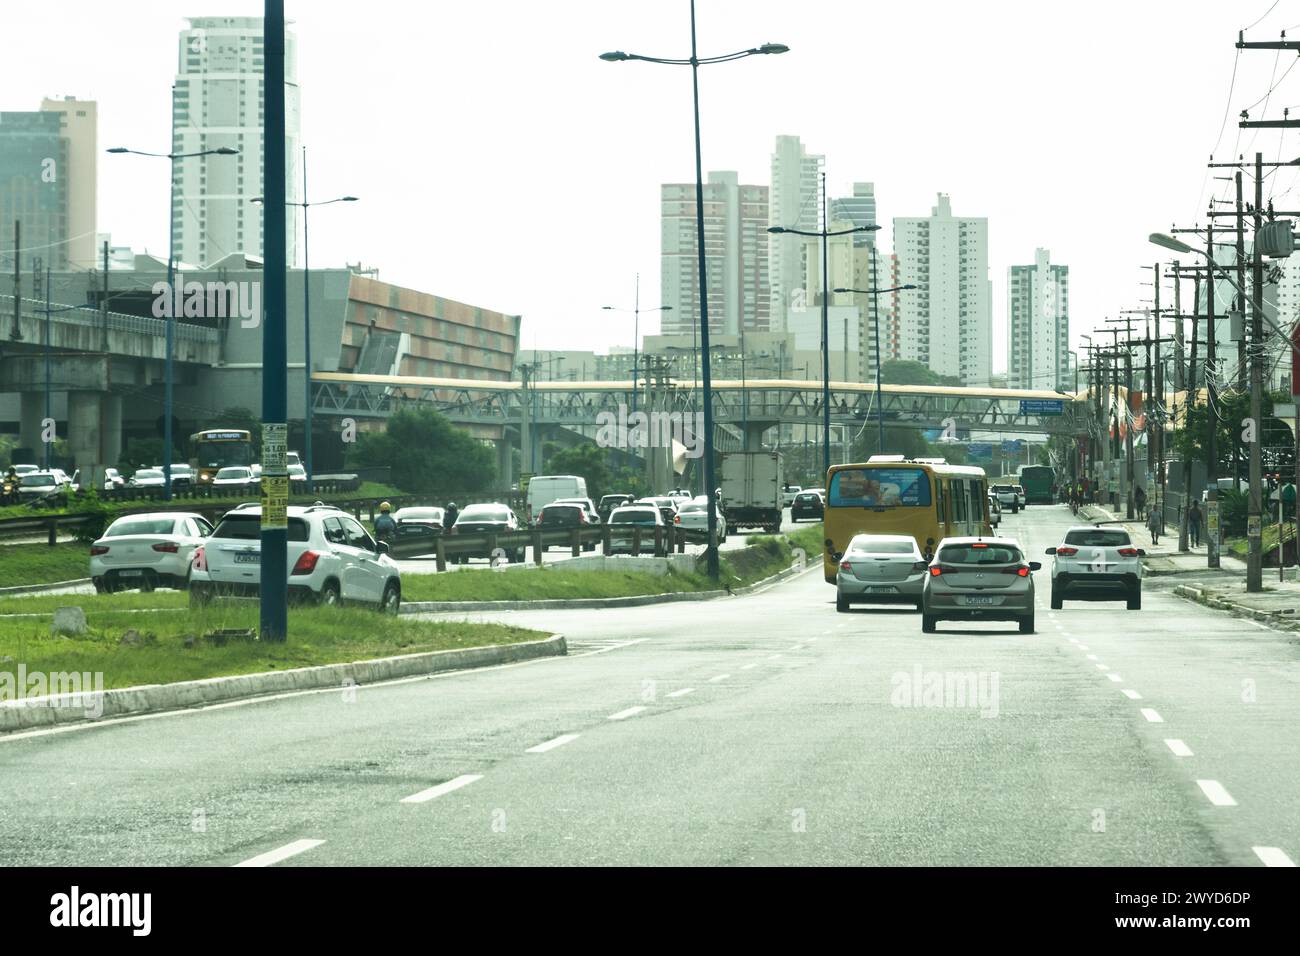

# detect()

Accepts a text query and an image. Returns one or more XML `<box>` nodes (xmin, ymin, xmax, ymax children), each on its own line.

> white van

<box><xmin>525</xmin><ymin>475</ymin><xmax>588</xmax><ymax>523</ymax></box>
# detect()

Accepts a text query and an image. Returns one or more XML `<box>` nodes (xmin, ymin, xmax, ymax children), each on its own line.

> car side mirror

<box><xmin>1028</xmin><ymin>561</ymin><xmax>1042</xmax><ymax>571</ymax></box>
<box><xmin>1137</xmin><ymin>548</ymin><xmax>1146</xmax><ymax>557</ymax></box>
<box><xmin>1045</xmin><ymin>547</ymin><xmax>1056</xmax><ymax>555</ymax></box>
<box><xmin>376</xmin><ymin>541</ymin><xmax>390</xmax><ymax>555</ymax></box>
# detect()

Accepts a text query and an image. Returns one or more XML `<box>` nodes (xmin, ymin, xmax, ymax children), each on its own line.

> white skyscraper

<box><xmin>893</xmin><ymin>194</ymin><xmax>992</xmax><ymax>386</ymax></box>
<box><xmin>1008</xmin><ymin>248</ymin><xmax>1070</xmax><ymax>390</ymax></box>
<box><xmin>768</xmin><ymin>135</ymin><xmax>823</xmax><ymax>331</ymax></box>
<box><xmin>173</xmin><ymin>16</ymin><xmax>300</xmax><ymax>267</ymax></box>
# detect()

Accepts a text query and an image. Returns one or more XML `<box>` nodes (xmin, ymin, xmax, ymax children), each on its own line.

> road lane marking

<box><xmin>1078</xmin><ymin>644</ymin><xmax>1090</xmax><ymax>650</ymax></box>
<box><xmin>1106</xmin><ymin>673</ymin><xmax>1122</xmax><ymax>682</ymax></box>
<box><xmin>1096</xmin><ymin>664</ymin><xmax>1110</xmax><ymax>671</ymax></box>
<box><xmin>1140</xmin><ymin>708</ymin><xmax>1164</xmax><ymax>723</ymax></box>
<box><xmin>1086</xmin><ymin>654</ymin><xmax>1098</xmax><ymax>660</ymax></box>
<box><xmin>791</xmin><ymin>644</ymin><xmax>806</xmax><ymax>651</ymax></box>
<box><xmin>741</xmin><ymin>662</ymin><xmax>759</xmax><ymax>670</ymax></box>
<box><xmin>526</xmin><ymin>734</ymin><xmax>579</xmax><ymax>754</ymax></box>
<box><xmin>1253</xmin><ymin>846</ymin><xmax>1296</xmax><ymax>867</ymax></box>
<box><xmin>807</xmin><ymin>637</ymin><xmax>818</xmax><ymax>642</ymax></box>
<box><xmin>1196</xmin><ymin>779</ymin><xmax>1237</xmax><ymax>807</ymax></box>
<box><xmin>1122</xmin><ymin>689</ymin><xmax>1143</xmax><ymax>700</ymax></box>
<box><xmin>401</xmin><ymin>774</ymin><xmax>483</xmax><ymax>803</ymax></box>
<box><xmin>234</xmin><ymin>839</ymin><xmax>325</xmax><ymax>867</ymax></box>
<box><xmin>573</xmin><ymin>638</ymin><xmax>649</xmax><ymax>657</ymax></box>
<box><xmin>666</xmin><ymin>688</ymin><xmax>695</xmax><ymax>698</ymax></box>
<box><xmin>768</xmin><ymin>654</ymin><xmax>783</xmax><ymax>660</ymax></box>
<box><xmin>1165</xmin><ymin>739</ymin><xmax>1194</xmax><ymax>757</ymax></box>
<box><xmin>1067</xmin><ymin>637</ymin><xmax>1079</xmax><ymax>644</ymax></box>
<box><xmin>607</xmin><ymin>706</ymin><xmax>647</xmax><ymax>720</ymax></box>
<box><xmin>708</xmin><ymin>673</ymin><xmax>730</xmax><ymax>683</ymax></box>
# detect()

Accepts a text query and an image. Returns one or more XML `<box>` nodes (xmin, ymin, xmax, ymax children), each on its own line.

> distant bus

<box><xmin>1015</xmin><ymin>465</ymin><xmax>1056</xmax><ymax>505</ymax></box>
<box><xmin>822</xmin><ymin>457</ymin><xmax>992</xmax><ymax>584</ymax></box>
<box><xmin>190</xmin><ymin>429</ymin><xmax>254</xmax><ymax>483</ymax></box>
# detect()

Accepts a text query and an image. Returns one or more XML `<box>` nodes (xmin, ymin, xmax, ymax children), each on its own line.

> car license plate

<box><xmin>118</xmin><ymin>569</ymin><xmax>142</xmax><ymax>577</ymax></box>
<box><xmin>964</xmin><ymin>595</ymin><xmax>995</xmax><ymax>605</ymax></box>
<box><xmin>868</xmin><ymin>586</ymin><xmax>895</xmax><ymax>594</ymax></box>
<box><xmin>234</xmin><ymin>552</ymin><xmax>260</xmax><ymax>564</ymax></box>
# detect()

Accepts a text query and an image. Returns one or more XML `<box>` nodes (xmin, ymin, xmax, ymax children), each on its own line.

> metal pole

<box><xmin>260</xmin><ymin>0</ymin><xmax>289</xmax><ymax>642</ymax></box>
<box><xmin>1206</xmin><ymin>223</ymin><xmax>1220</xmax><ymax>568</ymax></box>
<box><xmin>632</xmin><ymin>273</ymin><xmax>639</xmax><ymax>414</ymax></box>
<box><xmin>820</xmin><ymin>171</ymin><xmax>830</xmax><ymax>481</ymax></box>
<box><xmin>1247</xmin><ymin>153</ymin><xmax>1264</xmax><ymax>591</ymax></box>
<box><xmin>303</xmin><ymin>147</ymin><xmax>314</xmax><ymax>494</ymax></box>
<box><xmin>689</xmin><ymin>0</ymin><xmax>718</xmax><ymax>578</ymax></box>
<box><xmin>100</xmin><ymin>240</ymin><xmax>109</xmax><ymax>352</ymax></box>
<box><xmin>43</xmin><ymin>262</ymin><xmax>50</xmax><ymax>470</ymax></box>
<box><xmin>9</xmin><ymin>221</ymin><xmax>20</xmax><ymax>341</ymax></box>
<box><xmin>872</xmin><ymin>245</ymin><xmax>884</xmax><ymax>453</ymax></box>
<box><xmin>163</xmin><ymin>151</ymin><xmax>176</xmax><ymax>501</ymax></box>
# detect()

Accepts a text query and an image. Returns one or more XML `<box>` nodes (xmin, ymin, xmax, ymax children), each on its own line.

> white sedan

<box><xmin>673</xmin><ymin>496</ymin><xmax>727</xmax><ymax>542</ymax></box>
<box><xmin>90</xmin><ymin>512</ymin><xmax>214</xmax><ymax>592</ymax></box>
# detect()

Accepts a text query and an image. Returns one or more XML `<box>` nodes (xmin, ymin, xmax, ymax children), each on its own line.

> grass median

<box><xmin>0</xmin><ymin>542</ymin><xmax>91</xmax><ymax>586</ymax></box>
<box><xmin>0</xmin><ymin>603</ymin><xmax>548</xmax><ymax>691</ymax></box>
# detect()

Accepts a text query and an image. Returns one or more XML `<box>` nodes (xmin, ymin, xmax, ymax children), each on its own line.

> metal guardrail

<box><xmin>0</xmin><ymin>293</ymin><xmax>218</xmax><ymax>344</ymax></box>
<box><xmin>388</xmin><ymin>524</ymin><xmax>711</xmax><ymax>571</ymax></box>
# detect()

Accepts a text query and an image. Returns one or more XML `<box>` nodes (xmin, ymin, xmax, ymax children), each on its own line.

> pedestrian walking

<box><xmin>1188</xmin><ymin>500</ymin><xmax>1202</xmax><ymax>548</ymax></box>
<box><xmin>1134</xmin><ymin>485</ymin><xmax>1147</xmax><ymax>521</ymax></box>
<box><xmin>1146</xmin><ymin>503</ymin><xmax>1162</xmax><ymax>546</ymax></box>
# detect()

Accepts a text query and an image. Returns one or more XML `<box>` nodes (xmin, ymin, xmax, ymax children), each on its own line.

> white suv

<box><xmin>1045</xmin><ymin>524</ymin><xmax>1146</xmax><ymax>610</ymax></box>
<box><xmin>189</xmin><ymin>504</ymin><xmax>402</xmax><ymax>612</ymax></box>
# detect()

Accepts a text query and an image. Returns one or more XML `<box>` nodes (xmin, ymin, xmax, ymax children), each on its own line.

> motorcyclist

<box><xmin>373</xmin><ymin>501</ymin><xmax>397</xmax><ymax>542</ymax></box>
<box><xmin>444</xmin><ymin>501</ymin><xmax>459</xmax><ymax>530</ymax></box>
<box><xmin>2</xmin><ymin>466</ymin><xmax>17</xmax><ymax>503</ymax></box>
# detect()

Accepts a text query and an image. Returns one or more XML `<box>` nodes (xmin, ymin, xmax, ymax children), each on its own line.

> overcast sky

<box><xmin>6</xmin><ymin>1</ymin><xmax>1300</xmax><ymax>373</ymax></box>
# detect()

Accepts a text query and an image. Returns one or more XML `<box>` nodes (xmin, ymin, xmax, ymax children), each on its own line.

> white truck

<box><xmin>720</xmin><ymin>451</ymin><xmax>783</xmax><ymax>533</ymax></box>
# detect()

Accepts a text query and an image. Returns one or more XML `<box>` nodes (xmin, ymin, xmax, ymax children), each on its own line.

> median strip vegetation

<box><xmin>0</xmin><ymin>604</ymin><xmax>547</xmax><ymax>690</ymax></box>
<box><xmin>0</xmin><ymin>543</ymin><xmax>93</xmax><ymax>586</ymax></box>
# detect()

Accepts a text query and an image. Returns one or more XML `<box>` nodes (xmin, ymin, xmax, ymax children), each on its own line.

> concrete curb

<box><xmin>0</xmin><ymin>578</ymin><xmax>91</xmax><ymax>597</ymax></box>
<box><xmin>1171</xmin><ymin>584</ymin><xmax>1298</xmax><ymax>629</ymax></box>
<box><xmin>0</xmin><ymin>633</ymin><xmax>566</xmax><ymax>735</ymax></box>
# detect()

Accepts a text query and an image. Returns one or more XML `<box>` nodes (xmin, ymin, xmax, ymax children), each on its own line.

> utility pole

<box><xmin>10</xmin><ymin>221</ymin><xmax>20</xmax><ymax>341</ymax></box>
<box><xmin>100</xmin><ymin>240</ymin><xmax>110</xmax><ymax>353</ymax></box>
<box><xmin>1206</xmin><ymin>222</ymin><xmax>1221</xmax><ymax>568</ymax></box>
<box><xmin>1246</xmin><ymin>152</ymin><xmax>1265</xmax><ymax>592</ymax></box>
<box><xmin>1236</xmin><ymin>170</ymin><xmax>1248</xmax><ymax>391</ymax></box>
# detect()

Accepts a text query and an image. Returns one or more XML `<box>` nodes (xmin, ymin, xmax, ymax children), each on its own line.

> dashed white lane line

<box><xmin>1086</xmin><ymin>654</ymin><xmax>1098</xmax><ymax>660</ymax></box>
<box><xmin>1140</xmin><ymin>708</ymin><xmax>1164</xmax><ymax>723</ymax></box>
<box><xmin>807</xmin><ymin>637</ymin><xmax>818</xmax><ymax>642</ymax></box>
<box><xmin>666</xmin><ymin>687</ymin><xmax>695</xmax><ymax>698</ymax></box>
<box><xmin>1196</xmin><ymin>779</ymin><xmax>1237</xmax><ymax>807</ymax></box>
<box><xmin>1165</xmin><ymin>739</ymin><xmax>1194</xmax><ymax>757</ymax></box>
<box><xmin>526</xmin><ymin>734</ymin><xmax>579</xmax><ymax>754</ymax></box>
<box><xmin>607</xmin><ymin>706</ymin><xmax>647</xmax><ymax>721</ymax></box>
<box><xmin>768</xmin><ymin>654</ymin><xmax>783</xmax><ymax>660</ymax></box>
<box><xmin>1122</xmin><ymin>689</ymin><xmax>1143</xmax><ymax>700</ymax></box>
<box><xmin>401</xmin><ymin>774</ymin><xmax>483</xmax><ymax>804</ymax></box>
<box><xmin>1078</xmin><ymin>644</ymin><xmax>1090</xmax><ymax>651</ymax></box>
<box><xmin>791</xmin><ymin>644</ymin><xmax>806</xmax><ymax>651</ymax></box>
<box><xmin>1096</xmin><ymin>664</ymin><xmax>1110</xmax><ymax>672</ymax></box>
<box><xmin>233</xmin><ymin>838</ymin><xmax>326</xmax><ymax>868</ymax></box>
<box><xmin>740</xmin><ymin>662</ymin><xmax>759</xmax><ymax>670</ymax></box>
<box><xmin>1106</xmin><ymin>673</ymin><xmax>1123</xmax><ymax>682</ymax></box>
<box><xmin>708</xmin><ymin>673</ymin><xmax>730</xmax><ymax>683</ymax></box>
<box><xmin>1253</xmin><ymin>846</ymin><xmax>1297</xmax><ymax>867</ymax></box>
<box><xmin>1067</xmin><ymin>637</ymin><xmax>1079</xmax><ymax>644</ymax></box>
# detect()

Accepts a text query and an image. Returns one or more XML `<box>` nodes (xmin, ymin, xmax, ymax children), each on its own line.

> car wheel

<box><xmin>1050</xmin><ymin>586</ymin><xmax>1063</xmax><ymax>610</ymax></box>
<box><xmin>93</xmin><ymin>580</ymin><xmax>105</xmax><ymax>594</ymax></box>
<box><xmin>514</xmin><ymin>549</ymin><xmax>526</xmax><ymax>564</ymax></box>
<box><xmin>1019</xmin><ymin>614</ymin><xmax>1035</xmax><ymax>634</ymax></box>
<box><xmin>921</xmin><ymin>614</ymin><xmax>937</xmax><ymax>634</ymax></box>
<box><xmin>1127</xmin><ymin>589</ymin><xmax>1142</xmax><ymax>611</ymax></box>
<box><xmin>319</xmin><ymin>581</ymin><xmax>341</xmax><ymax>606</ymax></box>
<box><xmin>379</xmin><ymin>581</ymin><xmax>400</xmax><ymax>615</ymax></box>
<box><xmin>836</xmin><ymin>593</ymin><xmax>849</xmax><ymax>613</ymax></box>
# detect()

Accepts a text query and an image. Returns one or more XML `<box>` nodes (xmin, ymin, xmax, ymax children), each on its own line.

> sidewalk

<box><xmin>1079</xmin><ymin>503</ymin><xmax>1300</xmax><ymax>630</ymax></box>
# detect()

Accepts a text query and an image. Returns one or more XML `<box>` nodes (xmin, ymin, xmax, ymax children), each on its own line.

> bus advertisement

<box><xmin>190</xmin><ymin>429</ymin><xmax>255</xmax><ymax>483</ymax></box>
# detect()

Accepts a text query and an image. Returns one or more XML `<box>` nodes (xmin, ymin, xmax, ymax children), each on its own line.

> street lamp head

<box><xmin>767</xmin><ymin>226</ymin><xmax>787</xmax><ymax>234</ymax></box>
<box><xmin>756</xmin><ymin>43</ymin><xmax>789</xmax><ymax>55</ymax></box>
<box><xmin>250</xmin><ymin>196</ymin><xmax>264</xmax><ymax>205</ymax></box>
<box><xmin>213</xmin><ymin>147</ymin><xmax>239</xmax><ymax>155</ymax></box>
<box><xmin>858</xmin><ymin>224</ymin><xmax>881</xmax><ymax>232</ymax></box>
<box><xmin>899</xmin><ymin>284</ymin><xmax>918</xmax><ymax>290</ymax></box>
<box><xmin>106</xmin><ymin>147</ymin><xmax>129</xmax><ymax>154</ymax></box>
<box><xmin>660</xmin><ymin>305</ymin><xmax>673</xmax><ymax>311</ymax></box>
<box><xmin>832</xmin><ymin>288</ymin><xmax>850</xmax><ymax>294</ymax></box>
<box><xmin>599</xmin><ymin>51</ymin><xmax>630</xmax><ymax>62</ymax></box>
<box><xmin>1149</xmin><ymin>232</ymin><xmax>1194</xmax><ymax>254</ymax></box>
<box><xmin>341</xmin><ymin>196</ymin><xmax>359</xmax><ymax>202</ymax></box>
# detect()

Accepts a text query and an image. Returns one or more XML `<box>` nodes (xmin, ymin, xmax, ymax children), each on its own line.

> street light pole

<box><xmin>820</xmin><ymin>173</ymin><xmax>830</xmax><ymax>480</ymax></box>
<box><xmin>834</xmin><ymin>273</ymin><xmax>916</xmax><ymax>456</ymax></box>
<box><xmin>1247</xmin><ymin>152</ymin><xmax>1265</xmax><ymax>592</ymax></box>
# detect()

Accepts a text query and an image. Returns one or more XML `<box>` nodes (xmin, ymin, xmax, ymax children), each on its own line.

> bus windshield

<box><xmin>828</xmin><ymin>467</ymin><xmax>932</xmax><ymax>508</ymax></box>
<box><xmin>195</xmin><ymin>440</ymin><xmax>254</xmax><ymax>468</ymax></box>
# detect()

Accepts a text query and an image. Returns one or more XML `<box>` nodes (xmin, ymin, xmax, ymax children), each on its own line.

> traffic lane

<box><xmin>285</xmin><ymin>569</ymin><xmax>1225</xmax><ymax>865</ymax></box>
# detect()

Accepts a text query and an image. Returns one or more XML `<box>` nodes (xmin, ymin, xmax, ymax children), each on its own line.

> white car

<box><xmin>553</xmin><ymin>496</ymin><xmax>601</xmax><ymax>524</ymax></box>
<box><xmin>288</xmin><ymin>463</ymin><xmax>307</xmax><ymax>482</ymax></box>
<box><xmin>836</xmin><ymin>533</ymin><xmax>928</xmax><ymax>612</ymax></box>
<box><xmin>90</xmin><ymin>512</ymin><xmax>214</xmax><ymax>593</ymax></box>
<box><xmin>673</xmin><ymin>496</ymin><xmax>727</xmax><ymax>542</ymax></box>
<box><xmin>991</xmin><ymin>483</ymin><xmax>1021</xmax><ymax>513</ymax></box>
<box><xmin>211</xmin><ymin>466</ymin><xmax>256</xmax><ymax>490</ymax></box>
<box><xmin>16</xmin><ymin>471</ymin><xmax>70</xmax><ymax>502</ymax></box>
<box><xmin>987</xmin><ymin>493</ymin><xmax>1001</xmax><ymax>527</ymax></box>
<box><xmin>1045</xmin><ymin>524</ymin><xmax>1146</xmax><ymax>610</ymax></box>
<box><xmin>129</xmin><ymin>468</ymin><xmax>167</xmax><ymax>488</ymax></box>
<box><xmin>189</xmin><ymin>504</ymin><xmax>402</xmax><ymax>612</ymax></box>
<box><xmin>606</xmin><ymin>505</ymin><xmax>667</xmax><ymax>555</ymax></box>
<box><xmin>781</xmin><ymin>485</ymin><xmax>803</xmax><ymax>508</ymax></box>
<box><xmin>394</xmin><ymin>506</ymin><xmax>446</xmax><ymax>529</ymax></box>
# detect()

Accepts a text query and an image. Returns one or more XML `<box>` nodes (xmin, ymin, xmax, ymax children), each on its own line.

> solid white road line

<box><xmin>1122</xmin><ymin>689</ymin><xmax>1143</xmax><ymax>700</ymax></box>
<box><xmin>1196</xmin><ymin>779</ymin><xmax>1237</xmax><ymax>807</ymax></box>
<box><xmin>234</xmin><ymin>838</ymin><xmax>325</xmax><ymax>867</ymax></box>
<box><xmin>666</xmin><ymin>688</ymin><xmax>695</xmax><ymax>698</ymax></box>
<box><xmin>708</xmin><ymin>673</ymin><xmax>730</xmax><ymax>683</ymax></box>
<box><xmin>401</xmin><ymin>774</ymin><xmax>484</xmax><ymax>804</ymax></box>
<box><xmin>526</xmin><ymin>734</ymin><xmax>580</xmax><ymax>754</ymax></box>
<box><xmin>1253</xmin><ymin>846</ymin><xmax>1297</xmax><ymax>867</ymax></box>
<box><xmin>607</xmin><ymin>706</ymin><xmax>647</xmax><ymax>721</ymax></box>
<box><xmin>1164</xmin><ymin>738</ymin><xmax>1194</xmax><ymax>757</ymax></box>
<box><xmin>1106</xmin><ymin>673</ymin><xmax>1122</xmax><ymax>682</ymax></box>
<box><xmin>1140</xmin><ymin>708</ymin><xmax>1163</xmax><ymax>722</ymax></box>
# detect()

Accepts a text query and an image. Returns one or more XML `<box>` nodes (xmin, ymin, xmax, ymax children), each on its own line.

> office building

<box><xmin>1007</xmin><ymin>248</ymin><xmax>1070</xmax><ymax>390</ymax></box>
<box><xmin>768</xmin><ymin>135</ymin><xmax>823</xmax><ymax>331</ymax></box>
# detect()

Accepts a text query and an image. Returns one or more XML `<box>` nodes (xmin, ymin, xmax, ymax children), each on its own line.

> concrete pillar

<box><xmin>101</xmin><ymin>394</ymin><xmax>123</xmax><ymax>467</ymax></box>
<box><xmin>497</xmin><ymin>435</ymin><xmax>514</xmax><ymax>489</ymax></box>
<box><xmin>67</xmin><ymin>392</ymin><xmax>101</xmax><ymax>482</ymax></box>
<box><xmin>18</xmin><ymin>392</ymin><xmax>43</xmax><ymax>456</ymax></box>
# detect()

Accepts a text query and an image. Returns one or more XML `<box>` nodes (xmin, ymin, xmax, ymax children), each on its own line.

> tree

<box><xmin>543</xmin><ymin>441</ymin><xmax>654</xmax><ymax>502</ymax></box>
<box><xmin>346</xmin><ymin>408</ymin><xmax>494</xmax><ymax>494</ymax></box>
<box><xmin>213</xmin><ymin>407</ymin><xmax>263</xmax><ymax>451</ymax></box>
<box><xmin>879</xmin><ymin>360</ymin><xmax>961</xmax><ymax>388</ymax></box>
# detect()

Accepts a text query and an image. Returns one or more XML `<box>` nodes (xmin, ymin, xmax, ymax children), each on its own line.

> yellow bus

<box><xmin>822</xmin><ymin>456</ymin><xmax>992</xmax><ymax>583</ymax></box>
<box><xmin>189</xmin><ymin>428</ymin><xmax>255</xmax><ymax>483</ymax></box>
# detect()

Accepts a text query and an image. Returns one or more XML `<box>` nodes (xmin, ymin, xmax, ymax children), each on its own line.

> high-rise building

<box><xmin>173</xmin><ymin>16</ymin><xmax>300</xmax><ymax>267</ymax></box>
<box><xmin>1008</xmin><ymin>248</ymin><xmax>1070</xmax><ymax>390</ymax></box>
<box><xmin>768</xmin><ymin>135</ymin><xmax>823</xmax><ymax>331</ymax></box>
<box><xmin>660</xmin><ymin>171</ymin><xmax>769</xmax><ymax>338</ymax></box>
<box><xmin>893</xmin><ymin>193</ymin><xmax>992</xmax><ymax>386</ymax></box>
<box><xmin>830</xmin><ymin>182</ymin><xmax>877</xmax><ymax>247</ymax></box>
<box><xmin>39</xmin><ymin>97</ymin><xmax>97</xmax><ymax>270</ymax></box>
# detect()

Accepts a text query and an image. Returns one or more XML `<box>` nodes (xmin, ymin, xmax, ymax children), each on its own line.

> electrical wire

<box><xmin>1244</xmin><ymin>0</ymin><xmax>1282</xmax><ymax>33</ymax></box>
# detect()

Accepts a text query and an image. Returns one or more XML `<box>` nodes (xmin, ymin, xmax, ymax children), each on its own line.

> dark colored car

<box><xmin>448</xmin><ymin>503</ymin><xmax>523</xmax><ymax>564</ymax></box>
<box><xmin>598</xmin><ymin>494</ymin><xmax>634</xmax><ymax>522</ymax></box>
<box><xmin>791</xmin><ymin>490</ymin><xmax>825</xmax><ymax>522</ymax></box>
<box><xmin>536</xmin><ymin>503</ymin><xmax>596</xmax><ymax>552</ymax></box>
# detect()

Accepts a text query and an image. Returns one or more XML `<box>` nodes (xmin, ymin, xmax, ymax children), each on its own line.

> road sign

<box><xmin>1019</xmin><ymin>399</ymin><xmax>1064</xmax><ymax>416</ymax></box>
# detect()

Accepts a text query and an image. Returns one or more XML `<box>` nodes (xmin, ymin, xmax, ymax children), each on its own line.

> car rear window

<box><xmin>458</xmin><ymin>507</ymin><xmax>511</xmax><ymax>521</ymax></box>
<box><xmin>539</xmin><ymin>507</ymin><xmax>582</xmax><ymax>523</ymax></box>
<box><xmin>211</xmin><ymin>514</ymin><xmax>310</xmax><ymax>541</ymax></box>
<box><xmin>850</xmin><ymin>538</ymin><xmax>915</xmax><ymax>555</ymax></box>
<box><xmin>1064</xmin><ymin>529</ymin><xmax>1131</xmax><ymax>547</ymax></box>
<box><xmin>106</xmin><ymin>517</ymin><xmax>178</xmax><ymax>537</ymax></box>
<box><xmin>938</xmin><ymin>543</ymin><xmax>1022</xmax><ymax>564</ymax></box>
<box><xmin>610</xmin><ymin>510</ymin><xmax>658</xmax><ymax>525</ymax></box>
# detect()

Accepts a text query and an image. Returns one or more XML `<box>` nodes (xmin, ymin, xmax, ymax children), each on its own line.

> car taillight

<box><xmin>674</xmin><ymin>515</ymin><xmax>681</xmax><ymax>524</ymax></box>
<box><xmin>1055</xmin><ymin>546</ymin><xmax>1079</xmax><ymax>556</ymax></box>
<box><xmin>929</xmin><ymin>566</ymin><xmax>943</xmax><ymax>576</ymax></box>
<box><xmin>90</xmin><ymin>545</ymin><xmax>109</xmax><ymax>556</ymax></box>
<box><xmin>1001</xmin><ymin>565</ymin><xmax>1030</xmax><ymax>576</ymax></box>
<box><xmin>1117</xmin><ymin>548</ymin><xmax>1139</xmax><ymax>557</ymax></box>
<box><xmin>152</xmin><ymin>542</ymin><xmax>179</xmax><ymax>553</ymax></box>
<box><xmin>840</xmin><ymin>561</ymin><xmax>852</xmax><ymax>571</ymax></box>
<box><xmin>192</xmin><ymin>546</ymin><xmax>206</xmax><ymax>571</ymax></box>
<box><xmin>291</xmin><ymin>550</ymin><xmax>321</xmax><ymax>575</ymax></box>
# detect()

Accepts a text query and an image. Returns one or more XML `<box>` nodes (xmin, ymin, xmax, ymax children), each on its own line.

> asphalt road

<box><xmin>0</xmin><ymin>504</ymin><xmax>1295</xmax><ymax>866</ymax></box>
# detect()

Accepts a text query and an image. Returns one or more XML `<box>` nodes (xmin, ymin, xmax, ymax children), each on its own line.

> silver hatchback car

<box><xmin>836</xmin><ymin>533</ymin><xmax>928</xmax><ymax>612</ymax></box>
<box><xmin>920</xmin><ymin>536</ymin><xmax>1041</xmax><ymax>634</ymax></box>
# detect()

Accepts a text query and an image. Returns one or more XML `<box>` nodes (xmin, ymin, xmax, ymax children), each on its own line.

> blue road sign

<box><xmin>1019</xmin><ymin>399</ymin><xmax>1064</xmax><ymax>415</ymax></box>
